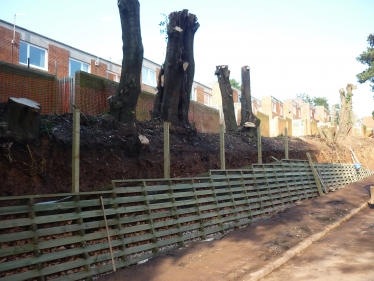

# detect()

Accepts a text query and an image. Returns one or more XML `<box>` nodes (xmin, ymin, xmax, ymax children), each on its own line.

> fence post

<box><xmin>164</xmin><ymin>122</ymin><xmax>170</xmax><ymax>178</ymax></box>
<box><xmin>285</xmin><ymin>127</ymin><xmax>289</xmax><ymax>159</ymax></box>
<box><xmin>257</xmin><ymin>125</ymin><xmax>262</xmax><ymax>164</ymax></box>
<box><xmin>72</xmin><ymin>108</ymin><xmax>80</xmax><ymax>193</ymax></box>
<box><xmin>306</xmin><ymin>152</ymin><xmax>324</xmax><ymax>196</ymax></box>
<box><xmin>220</xmin><ymin>124</ymin><xmax>225</xmax><ymax>170</ymax></box>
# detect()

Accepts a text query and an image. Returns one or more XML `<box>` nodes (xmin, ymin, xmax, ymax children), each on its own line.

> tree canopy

<box><xmin>356</xmin><ymin>34</ymin><xmax>374</xmax><ymax>92</ymax></box>
<box><xmin>229</xmin><ymin>79</ymin><xmax>241</xmax><ymax>90</ymax></box>
<box><xmin>296</xmin><ymin>93</ymin><xmax>329</xmax><ymax>109</ymax></box>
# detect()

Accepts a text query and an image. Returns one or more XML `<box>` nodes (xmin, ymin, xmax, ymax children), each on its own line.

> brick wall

<box><xmin>90</xmin><ymin>59</ymin><xmax>107</xmax><ymax>78</ymax></box>
<box><xmin>196</xmin><ymin>86</ymin><xmax>204</xmax><ymax>104</ymax></box>
<box><xmin>0</xmin><ymin>27</ymin><xmax>20</xmax><ymax>64</ymax></box>
<box><xmin>286</xmin><ymin>117</ymin><xmax>292</xmax><ymax>136</ymax></box>
<box><xmin>256</xmin><ymin>111</ymin><xmax>270</xmax><ymax>137</ymax></box>
<box><xmin>0</xmin><ymin>61</ymin><xmax>61</xmax><ymax>113</ymax></box>
<box><xmin>270</xmin><ymin>116</ymin><xmax>286</xmax><ymax>137</ymax></box>
<box><xmin>311</xmin><ymin>120</ymin><xmax>318</xmax><ymax>135</ymax></box>
<box><xmin>48</xmin><ymin>44</ymin><xmax>69</xmax><ymax>78</ymax></box>
<box><xmin>232</xmin><ymin>88</ymin><xmax>238</xmax><ymax>103</ymax></box>
<box><xmin>0</xmin><ymin>63</ymin><xmax>220</xmax><ymax>133</ymax></box>
<box><xmin>74</xmin><ymin>71</ymin><xmax>117</xmax><ymax>115</ymax></box>
<box><xmin>363</xmin><ymin>116</ymin><xmax>374</xmax><ymax>128</ymax></box>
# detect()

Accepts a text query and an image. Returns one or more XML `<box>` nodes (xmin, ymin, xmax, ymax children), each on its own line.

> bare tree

<box><xmin>109</xmin><ymin>0</ymin><xmax>144</xmax><ymax>124</ymax></box>
<box><xmin>152</xmin><ymin>10</ymin><xmax>199</xmax><ymax>126</ymax></box>
<box><xmin>215</xmin><ymin>65</ymin><xmax>237</xmax><ymax>133</ymax></box>
<box><xmin>240</xmin><ymin>66</ymin><xmax>260</xmax><ymax>137</ymax></box>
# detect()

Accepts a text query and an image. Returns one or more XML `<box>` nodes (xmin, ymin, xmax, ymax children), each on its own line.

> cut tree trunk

<box><xmin>152</xmin><ymin>10</ymin><xmax>199</xmax><ymax>126</ymax></box>
<box><xmin>335</xmin><ymin>84</ymin><xmax>356</xmax><ymax>140</ymax></box>
<box><xmin>0</xmin><ymin>97</ymin><xmax>41</xmax><ymax>141</ymax></box>
<box><xmin>215</xmin><ymin>65</ymin><xmax>237</xmax><ymax>133</ymax></box>
<box><xmin>318</xmin><ymin>125</ymin><xmax>335</xmax><ymax>141</ymax></box>
<box><xmin>109</xmin><ymin>0</ymin><xmax>143</xmax><ymax>124</ymax></box>
<box><xmin>240</xmin><ymin>66</ymin><xmax>260</xmax><ymax>138</ymax></box>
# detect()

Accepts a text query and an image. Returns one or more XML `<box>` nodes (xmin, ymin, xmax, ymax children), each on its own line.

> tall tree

<box><xmin>296</xmin><ymin>93</ymin><xmax>329</xmax><ymax>109</ymax></box>
<box><xmin>109</xmin><ymin>0</ymin><xmax>144</xmax><ymax>124</ymax></box>
<box><xmin>229</xmin><ymin>79</ymin><xmax>241</xmax><ymax>90</ymax></box>
<box><xmin>215</xmin><ymin>65</ymin><xmax>238</xmax><ymax>133</ymax></box>
<box><xmin>240</xmin><ymin>66</ymin><xmax>260</xmax><ymax>137</ymax></box>
<box><xmin>152</xmin><ymin>10</ymin><xmax>199</xmax><ymax>126</ymax></box>
<box><xmin>330</xmin><ymin>103</ymin><xmax>340</xmax><ymax>125</ymax></box>
<box><xmin>356</xmin><ymin>34</ymin><xmax>374</xmax><ymax>92</ymax></box>
<box><xmin>312</xmin><ymin>97</ymin><xmax>329</xmax><ymax>110</ymax></box>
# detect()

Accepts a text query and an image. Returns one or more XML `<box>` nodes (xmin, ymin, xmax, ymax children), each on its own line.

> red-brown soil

<box><xmin>0</xmin><ymin>111</ymin><xmax>374</xmax><ymax>197</ymax></box>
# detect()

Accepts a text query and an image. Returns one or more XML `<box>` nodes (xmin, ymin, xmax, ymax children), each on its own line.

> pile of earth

<box><xmin>0</xmin><ymin>111</ymin><xmax>373</xmax><ymax>197</ymax></box>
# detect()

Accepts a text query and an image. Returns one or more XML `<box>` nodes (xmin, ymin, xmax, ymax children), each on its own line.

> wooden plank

<box><xmin>164</xmin><ymin>122</ymin><xmax>170</xmax><ymax>178</ymax></box>
<box><xmin>220</xmin><ymin>124</ymin><xmax>225</xmax><ymax>170</ymax></box>
<box><xmin>100</xmin><ymin>196</ymin><xmax>116</xmax><ymax>272</ymax></box>
<box><xmin>257</xmin><ymin>125</ymin><xmax>262</xmax><ymax>164</ymax></box>
<box><xmin>306</xmin><ymin>153</ymin><xmax>324</xmax><ymax>196</ymax></box>
<box><xmin>72</xmin><ymin>108</ymin><xmax>80</xmax><ymax>193</ymax></box>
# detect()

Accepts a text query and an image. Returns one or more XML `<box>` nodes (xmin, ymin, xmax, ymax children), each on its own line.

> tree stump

<box><xmin>215</xmin><ymin>65</ymin><xmax>237</xmax><ymax>133</ymax></box>
<box><xmin>240</xmin><ymin>66</ymin><xmax>260</xmax><ymax>138</ymax></box>
<box><xmin>0</xmin><ymin>97</ymin><xmax>41</xmax><ymax>141</ymax></box>
<box><xmin>152</xmin><ymin>9</ymin><xmax>199</xmax><ymax>126</ymax></box>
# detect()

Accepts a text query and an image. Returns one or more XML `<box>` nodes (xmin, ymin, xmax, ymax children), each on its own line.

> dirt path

<box><xmin>97</xmin><ymin>176</ymin><xmax>374</xmax><ymax>281</ymax></box>
<box><xmin>263</xmin><ymin>205</ymin><xmax>374</xmax><ymax>281</ymax></box>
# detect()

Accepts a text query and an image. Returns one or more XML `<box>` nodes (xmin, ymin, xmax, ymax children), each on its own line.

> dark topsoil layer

<box><xmin>1</xmin><ymin>110</ymin><xmax>373</xmax><ymax>197</ymax></box>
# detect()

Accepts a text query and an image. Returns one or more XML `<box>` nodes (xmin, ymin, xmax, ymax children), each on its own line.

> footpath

<box><xmin>98</xmin><ymin>175</ymin><xmax>374</xmax><ymax>281</ymax></box>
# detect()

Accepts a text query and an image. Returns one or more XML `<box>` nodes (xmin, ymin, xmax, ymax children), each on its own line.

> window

<box><xmin>19</xmin><ymin>41</ymin><xmax>47</xmax><ymax>69</ymax></box>
<box><xmin>293</xmin><ymin>105</ymin><xmax>296</xmax><ymax>115</ymax></box>
<box><xmin>204</xmin><ymin>92</ymin><xmax>212</xmax><ymax>106</ymax></box>
<box><xmin>191</xmin><ymin>88</ymin><xmax>196</xmax><ymax>101</ymax></box>
<box><xmin>272</xmin><ymin>101</ymin><xmax>276</xmax><ymax>112</ymax></box>
<box><xmin>107</xmin><ymin>71</ymin><xmax>120</xmax><ymax>82</ymax></box>
<box><xmin>69</xmin><ymin>58</ymin><xmax>89</xmax><ymax>76</ymax></box>
<box><xmin>280</xmin><ymin>105</ymin><xmax>283</xmax><ymax>116</ymax></box>
<box><xmin>142</xmin><ymin>66</ymin><xmax>156</xmax><ymax>87</ymax></box>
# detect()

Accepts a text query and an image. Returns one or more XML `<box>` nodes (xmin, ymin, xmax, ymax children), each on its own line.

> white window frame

<box><xmin>204</xmin><ymin>92</ymin><xmax>212</xmax><ymax>106</ymax></box>
<box><xmin>142</xmin><ymin>66</ymin><xmax>157</xmax><ymax>87</ymax></box>
<box><xmin>280</xmin><ymin>105</ymin><xmax>283</xmax><ymax>116</ymax></box>
<box><xmin>272</xmin><ymin>101</ymin><xmax>276</xmax><ymax>113</ymax></box>
<box><xmin>19</xmin><ymin>41</ymin><xmax>47</xmax><ymax>70</ymax></box>
<box><xmin>191</xmin><ymin>88</ymin><xmax>196</xmax><ymax>101</ymax></box>
<box><xmin>69</xmin><ymin>58</ymin><xmax>89</xmax><ymax>76</ymax></box>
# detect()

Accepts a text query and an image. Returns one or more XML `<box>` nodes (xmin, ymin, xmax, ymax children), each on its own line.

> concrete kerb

<box><xmin>243</xmin><ymin>202</ymin><xmax>368</xmax><ymax>281</ymax></box>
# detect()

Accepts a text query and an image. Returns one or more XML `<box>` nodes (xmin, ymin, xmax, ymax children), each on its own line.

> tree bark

<box><xmin>215</xmin><ymin>65</ymin><xmax>237</xmax><ymax>133</ymax></box>
<box><xmin>240</xmin><ymin>66</ymin><xmax>260</xmax><ymax>137</ymax></box>
<box><xmin>152</xmin><ymin>10</ymin><xmax>199</xmax><ymax>126</ymax></box>
<box><xmin>109</xmin><ymin>0</ymin><xmax>143</xmax><ymax>124</ymax></box>
<box><xmin>0</xmin><ymin>97</ymin><xmax>41</xmax><ymax>141</ymax></box>
<box><xmin>335</xmin><ymin>84</ymin><xmax>356</xmax><ymax>140</ymax></box>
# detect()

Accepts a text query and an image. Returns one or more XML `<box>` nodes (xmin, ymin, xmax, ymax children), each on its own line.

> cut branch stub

<box><xmin>215</xmin><ymin>65</ymin><xmax>237</xmax><ymax>133</ymax></box>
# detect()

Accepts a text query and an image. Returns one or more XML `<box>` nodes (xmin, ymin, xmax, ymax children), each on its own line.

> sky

<box><xmin>1</xmin><ymin>0</ymin><xmax>373</xmax><ymax>118</ymax></box>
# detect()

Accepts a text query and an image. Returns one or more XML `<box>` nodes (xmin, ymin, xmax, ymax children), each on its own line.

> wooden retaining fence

<box><xmin>0</xmin><ymin>161</ymin><xmax>373</xmax><ymax>281</ymax></box>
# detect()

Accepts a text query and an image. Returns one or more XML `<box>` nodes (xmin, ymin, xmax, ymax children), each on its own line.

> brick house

<box><xmin>315</xmin><ymin>105</ymin><xmax>330</xmax><ymax>123</ymax></box>
<box><xmin>260</xmin><ymin>96</ymin><xmax>284</xmax><ymax>119</ymax></box>
<box><xmin>282</xmin><ymin>99</ymin><xmax>301</xmax><ymax>120</ymax></box>
<box><xmin>0</xmin><ymin>19</ymin><xmax>211</xmax><ymax>106</ymax></box>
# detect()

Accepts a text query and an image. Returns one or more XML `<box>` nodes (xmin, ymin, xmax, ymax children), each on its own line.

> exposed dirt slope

<box><xmin>0</xmin><ymin>113</ymin><xmax>373</xmax><ymax>197</ymax></box>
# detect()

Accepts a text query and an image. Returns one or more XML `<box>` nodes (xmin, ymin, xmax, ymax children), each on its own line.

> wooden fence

<box><xmin>0</xmin><ymin>161</ymin><xmax>372</xmax><ymax>281</ymax></box>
